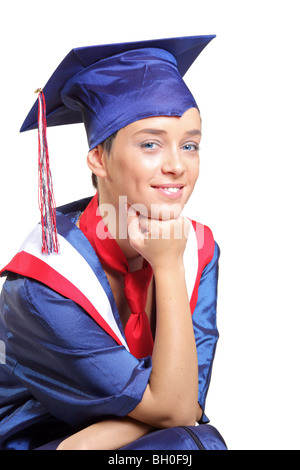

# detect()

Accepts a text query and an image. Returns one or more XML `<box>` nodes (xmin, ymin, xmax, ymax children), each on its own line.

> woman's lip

<box><xmin>152</xmin><ymin>184</ymin><xmax>184</xmax><ymax>188</ymax></box>
<box><xmin>152</xmin><ymin>185</ymin><xmax>184</xmax><ymax>199</ymax></box>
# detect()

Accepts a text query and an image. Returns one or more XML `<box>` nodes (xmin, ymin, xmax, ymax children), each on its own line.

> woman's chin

<box><xmin>149</xmin><ymin>203</ymin><xmax>183</xmax><ymax>221</ymax></box>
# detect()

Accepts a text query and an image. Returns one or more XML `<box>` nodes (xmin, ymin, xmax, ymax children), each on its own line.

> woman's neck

<box><xmin>78</xmin><ymin>193</ymin><xmax>143</xmax><ymax>269</ymax></box>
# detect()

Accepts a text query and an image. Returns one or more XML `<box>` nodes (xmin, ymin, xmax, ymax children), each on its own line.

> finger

<box><xmin>137</xmin><ymin>215</ymin><xmax>151</xmax><ymax>235</ymax></box>
<box><xmin>170</xmin><ymin>216</ymin><xmax>189</xmax><ymax>238</ymax></box>
<box><xmin>127</xmin><ymin>207</ymin><xmax>145</xmax><ymax>242</ymax></box>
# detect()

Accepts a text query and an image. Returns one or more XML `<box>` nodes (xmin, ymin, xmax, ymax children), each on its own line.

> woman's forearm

<box><xmin>57</xmin><ymin>417</ymin><xmax>154</xmax><ymax>450</ymax></box>
<box><xmin>129</xmin><ymin>261</ymin><xmax>201</xmax><ymax>428</ymax></box>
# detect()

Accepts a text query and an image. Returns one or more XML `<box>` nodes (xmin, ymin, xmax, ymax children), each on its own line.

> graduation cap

<box><xmin>21</xmin><ymin>35</ymin><xmax>215</xmax><ymax>254</ymax></box>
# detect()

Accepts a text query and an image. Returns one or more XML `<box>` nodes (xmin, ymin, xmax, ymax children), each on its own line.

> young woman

<box><xmin>0</xmin><ymin>36</ymin><xmax>227</xmax><ymax>450</ymax></box>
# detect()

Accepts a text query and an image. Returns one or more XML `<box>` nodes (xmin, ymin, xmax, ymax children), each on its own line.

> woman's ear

<box><xmin>87</xmin><ymin>145</ymin><xmax>108</xmax><ymax>178</ymax></box>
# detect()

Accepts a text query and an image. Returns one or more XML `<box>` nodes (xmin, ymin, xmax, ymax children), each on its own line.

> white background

<box><xmin>0</xmin><ymin>0</ymin><xmax>299</xmax><ymax>450</ymax></box>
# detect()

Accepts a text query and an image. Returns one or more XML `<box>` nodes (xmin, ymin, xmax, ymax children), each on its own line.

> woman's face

<box><xmin>98</xmin><ymin>107</ymin><xmax>201</xmax><ymax>220</ymax></box>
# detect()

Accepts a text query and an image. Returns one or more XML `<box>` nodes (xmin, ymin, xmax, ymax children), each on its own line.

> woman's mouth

<box><xmin>151</xmin><ymin>184</ymin><xmax>184</xmax><ymax>199</ymax></box>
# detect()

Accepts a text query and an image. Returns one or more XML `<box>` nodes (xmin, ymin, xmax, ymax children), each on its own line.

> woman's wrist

<box><xmin>151</xmin><ymin>258</ymin><xmax>185</xmax><ymax>276</ymax></box>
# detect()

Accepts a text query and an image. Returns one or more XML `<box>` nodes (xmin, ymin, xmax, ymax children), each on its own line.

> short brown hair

<box><xmin>91</xmin><ymin>131</ymin><xmax>118</xmax><ymax>189</ymax></box>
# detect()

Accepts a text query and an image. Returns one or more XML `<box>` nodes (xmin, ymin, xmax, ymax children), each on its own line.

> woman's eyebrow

<box><xmin>133</xmin><ymin>128</ymin><xmax>202</xmax><ymax>136</ymax></box>
<box><xmin>133</xmin><ymin>128</ymin><xmax>167</xmax><ymax>136</ymax></box>
<box><xmin>184</xmin><ymin>129</ymin><xmax>202</xmax><ymax>137</ymax></box>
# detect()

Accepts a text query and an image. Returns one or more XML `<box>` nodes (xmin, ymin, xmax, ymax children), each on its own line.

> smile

<box><xmin>152</xmin><ymin>184</ymin><xmax>184</xmax><ymax>199</ymax></box>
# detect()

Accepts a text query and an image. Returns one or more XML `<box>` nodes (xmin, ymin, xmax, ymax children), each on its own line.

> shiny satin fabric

<box><xmin>20</xmin><ymin>36</ymin><xmax>215</xmax><ymax>150</ymax></box>
<box><xmin>61</xmin><ymin>47</ymin><xmax>198</xmax><ymax>149</ymax></box>
<box><xmin>0</xmin><ymin>198</ymin><xmax>220</xmax><ymax>450</ymax></box>
<box><xmin>119</xmin><ymin>425</ymin><xmax>227</xmax><ymax>450</ymax></box>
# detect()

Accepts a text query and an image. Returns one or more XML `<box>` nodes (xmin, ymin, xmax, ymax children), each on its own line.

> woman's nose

<box><xmin>161</xmin><ymin>149</ymin><xmax>185</xmax><ymax>176</ymax></box>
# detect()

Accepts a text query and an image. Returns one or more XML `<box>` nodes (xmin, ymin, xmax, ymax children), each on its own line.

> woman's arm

<box><xmin>127</xmin><ymin>214</ymin><xmax>202</xmax><ymax>428</ymax></box>
<box><xmin>57</xmin><ymin>417</ymin><xmax>154</xmax><ymax>450</ymax></box>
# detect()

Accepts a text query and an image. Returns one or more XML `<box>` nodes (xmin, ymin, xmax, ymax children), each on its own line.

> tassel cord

<box><xmin>37</xmin><ymin>90</ymin><xmax>59</xmax><ymax>254</ymax></box>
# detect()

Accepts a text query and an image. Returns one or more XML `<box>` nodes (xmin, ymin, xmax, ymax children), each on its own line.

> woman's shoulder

<box><xmin>1</xmin><ymin>273</ymin><xmax>115</xmax><ymax>352</ymax></box>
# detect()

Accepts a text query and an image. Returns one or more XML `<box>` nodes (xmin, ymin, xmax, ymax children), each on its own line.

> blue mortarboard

<box><xmin>21</xmin><ymin>35</ymin><xmax>215</xmax><ymax>150</ymax></box>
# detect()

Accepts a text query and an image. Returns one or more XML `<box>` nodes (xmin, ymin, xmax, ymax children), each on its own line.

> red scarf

<box><xmin>79</xmin><ymin>194</ymin><xmax>154</xmax><ymax>358</ymax></box>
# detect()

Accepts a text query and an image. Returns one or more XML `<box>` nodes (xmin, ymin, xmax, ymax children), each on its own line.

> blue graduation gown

<box><xmin>0</xmin><ymin>197</ymin><xmax>220</xmax><ymax>450</ymax></box>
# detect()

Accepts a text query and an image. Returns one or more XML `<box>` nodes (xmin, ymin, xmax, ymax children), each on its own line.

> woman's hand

<box><xmin>127</xmin><ymin>207</ymin><xmax>190</xmax><ymax>271</ymax></box>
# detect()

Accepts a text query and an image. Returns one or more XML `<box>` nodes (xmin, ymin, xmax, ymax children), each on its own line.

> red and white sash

<box><xmin>0</xmin><ymin>219</ymin><xmax>214</xmax><ymax>350</ymax></box>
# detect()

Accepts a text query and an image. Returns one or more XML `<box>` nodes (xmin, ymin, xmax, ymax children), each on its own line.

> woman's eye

<box><xmin>183</xmin><ymin>143</ymin><xmax>199</xmax><ymax>151</ymax></box>
<box><xmin>141</xmin><ymin>142</ymin><xmax>159</xmax><ymax>150</ymax></box>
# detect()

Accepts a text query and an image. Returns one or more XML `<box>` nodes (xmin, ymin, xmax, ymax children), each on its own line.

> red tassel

<box><xmin>36</xmin><ymin>89</ymin><xmax>59</xmax><ymax>254</ymax></box>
